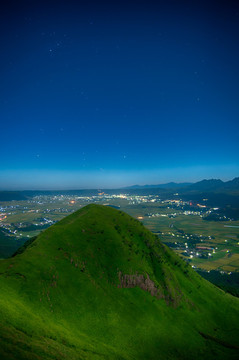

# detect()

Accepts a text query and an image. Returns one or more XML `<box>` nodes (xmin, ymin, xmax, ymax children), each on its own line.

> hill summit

<box><xmin>0</xmin><ymin>204</ymin><xmax>239</xmax><ymax>360</ymax></box>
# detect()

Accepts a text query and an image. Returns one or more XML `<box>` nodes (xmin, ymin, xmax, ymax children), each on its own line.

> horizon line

<box><xmin>0</xmin><ymin>176</ymin><xmax>238</xmax><ymax>192</ymax></box>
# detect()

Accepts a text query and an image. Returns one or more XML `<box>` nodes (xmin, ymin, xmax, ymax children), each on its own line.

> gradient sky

<box><xmin>1</xmin><ymin>0</ymin><xmax>239</xmax><ymax>189</ymax></box>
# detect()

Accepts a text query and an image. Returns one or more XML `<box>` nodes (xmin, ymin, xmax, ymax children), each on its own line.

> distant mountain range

<box><xmin>0</xmin><ymin>178</ymin><xmax>239</xmax><ymax>202</ymax></box>
<box><xmin>125</xmin><ymin>177</ymin><xmax>239</xmax><ymax>192</ymax></box>
<box><xmin>124</xmin><ymin>182</ymin><xmax>192</xmax><ymax>189</ymax></box>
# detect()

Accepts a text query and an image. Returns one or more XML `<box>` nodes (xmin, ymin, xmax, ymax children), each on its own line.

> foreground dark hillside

<box><xmin>0</xmin><ymin>204</ymin><xmax>238</xmax><ymax>359</ymax></box>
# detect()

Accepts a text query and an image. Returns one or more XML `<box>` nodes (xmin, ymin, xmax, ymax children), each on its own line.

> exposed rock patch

<box><xmin>118</xmin><ymin>271</ymin><xmax>163</xmax><ymax>299</ymax></box>
<box><xmin>118</xmin><ymin>271</ymin><xmax>184</xmax><ymax>307</ymax></box>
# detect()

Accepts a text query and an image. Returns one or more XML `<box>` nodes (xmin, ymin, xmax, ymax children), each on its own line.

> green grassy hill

<box><xmin>0</xmin><ymin>204</ymin><xmax>238</xmax><ymax>359</ymax></box>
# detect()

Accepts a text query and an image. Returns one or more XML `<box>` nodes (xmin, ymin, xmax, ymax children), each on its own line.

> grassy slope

<box><xmin>0</xmin><ymin>204</ymin><xmax>238</xmax><ymax>360</ymax></box>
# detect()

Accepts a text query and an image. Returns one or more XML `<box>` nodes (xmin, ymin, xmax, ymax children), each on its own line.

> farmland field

<box><xmin>1</xmin><ymin>193</ymin><xmax>239</xmax><ymax>275</ymax></box>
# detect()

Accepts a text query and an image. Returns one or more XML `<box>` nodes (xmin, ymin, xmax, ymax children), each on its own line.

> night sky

<box><xmin>1</xmin><ymin>0</ymin><xmax>239</xmax><ymax>189</ymax></box>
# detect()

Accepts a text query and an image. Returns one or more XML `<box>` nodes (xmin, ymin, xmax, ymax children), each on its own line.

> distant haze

<box><xmin>0</xmin><ymin>165</ymin><xmax>238</xmax><ymax>190</ymax></box>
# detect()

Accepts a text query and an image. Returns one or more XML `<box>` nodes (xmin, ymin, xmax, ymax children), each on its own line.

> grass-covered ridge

<box><xmin>0</xmin><ymin>204</ymin><xmax>238</xmax><ymax>359</ymax></box>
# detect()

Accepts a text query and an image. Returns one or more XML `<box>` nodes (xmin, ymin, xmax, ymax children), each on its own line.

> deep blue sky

<box><xmin>1</xmin><ymin>0</ymin><xmax>239</xmax><ymax>189</ymax></box>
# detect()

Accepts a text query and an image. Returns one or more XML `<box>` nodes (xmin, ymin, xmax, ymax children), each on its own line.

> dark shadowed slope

<box><xmin>0</xmin><ymin>204</ymin><xmax>238</xmax><ymax>359</ymax></box>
